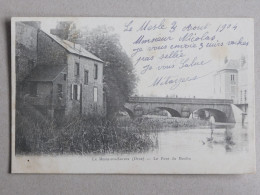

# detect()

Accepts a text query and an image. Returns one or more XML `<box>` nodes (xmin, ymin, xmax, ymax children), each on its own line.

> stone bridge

<box><xmin>124</xmin><ymin>97</ymin><xmax>236</xmax><ymax>123</ymax></box>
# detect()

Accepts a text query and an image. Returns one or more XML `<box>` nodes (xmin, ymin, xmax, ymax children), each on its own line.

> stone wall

<box><xmin>66</xmin><ymin>53</ymin><xmax>104</xmax><ymax>116</ymax></box>
<box><xmin>37</xmin><ymin>31</ymin><xmax>67</xmax><ymax>67</ymax></box>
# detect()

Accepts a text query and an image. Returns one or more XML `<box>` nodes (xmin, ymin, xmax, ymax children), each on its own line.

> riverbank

<box><xmin>131</xmin><ymin>115</ymin><xmax>211</xmax><ymax>129</ymax></box>
<box><xmin>15</xmin><ymin>102</ymin><xmax>214</xmax><ymax>155</ymax></box>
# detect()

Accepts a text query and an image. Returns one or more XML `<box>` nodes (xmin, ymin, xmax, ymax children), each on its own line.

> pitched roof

<box><xmin>41</xmin><ymin>30</ymin><xmax>104</xmax><ymax>63</ymax></box>
<box><xmin>225</xmin><ymin>59</ymin><xmax>240</xmax><ymax>70</ymax></box>
<box><xmin>27</xmin><ymin>65</ymin><xmax>66</xmax><ymax>82</ymax></box>
<box><xmin>217</xmin><ymin>59</ymin><xmax>240</xmax><ymax>73</ymax></box>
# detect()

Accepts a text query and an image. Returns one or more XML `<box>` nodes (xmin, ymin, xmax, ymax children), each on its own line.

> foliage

<box><xmin>15</xmin><ymin>103</ymin><xmax>157</xmax><ymax>155</ymax></box>
<box><xmin>81</xmin><ymin>26</ymin><xmax>137</xmax><ymax>117</ymax></box>
<box><xmin>141</xmin><ymin>115</ymin><xmax>210</xmax><ymax>128</ymax></box>
<box><xmin>51</xmin><ymin>21</ymin><xmax>81</xmax><ymax>41</ymax></box>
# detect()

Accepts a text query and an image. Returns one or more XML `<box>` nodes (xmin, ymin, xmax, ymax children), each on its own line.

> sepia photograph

<box><xmin>11</xmin><ymin>17</ymin><xmax>255</xmax><ymax>174</ymax></box>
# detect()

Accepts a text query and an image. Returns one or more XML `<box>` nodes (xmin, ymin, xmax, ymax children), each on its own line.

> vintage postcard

<box><xmin>11</xmin><ymin>17</ymin><xmax>255</xmax><ymax>174</ymax></box>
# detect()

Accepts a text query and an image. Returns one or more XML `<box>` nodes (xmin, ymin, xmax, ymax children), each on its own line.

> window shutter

<box><xmin>77</xmin><ymin>85</ymin><xmax>81</xmax><ymax>101</ymax></box>
<box><xmin>71</xmin><ymin>84</ymin><xmax>74</xmax><ymax>99</ymax></box>
<box><xmin>94</xmin><ymin>87</ymin><xmax>98</xmax><ymax>102</ymax></box>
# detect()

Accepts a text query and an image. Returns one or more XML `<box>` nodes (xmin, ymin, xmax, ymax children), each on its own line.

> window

<box><xmin>71</xmin><ymin>84</ymin><xmax>81</xmax><ymax>100</ymax></box>
<box><xmin>231</xmin><ymin>74</ymin><xmax>236</xmax><ymax>84</ymax></box>
<box><xmin>94</xmin><ymin>87</ymin><xmax>98</xmax><ymax>102</ymax></box>
<box><xmin>94</xmin><ymin>64</ymin><xmax>98</xmax><ymax>79</ymax></box>
<box><xmin>64</xmin><ymin>74</ymin><xmax>67</xmax><ymax>81</ymax></box>
<box><xmin>84</xmin><ymin>70</ymin><xmax>89</xmax><ymax>85</ymax></box>
<box><xmin>73</xmin><ymin>85</ymin><xmax>77</xmax><ymax>100</ymax></box>
<box><xmin>240</xmin><ymin>90</ymin><xmax>243</xmax><ymax>103</ymax></box>
<box><xmin>57</xmin><ymin>84</ymin><xmax>63</xmax><ymax>98</ymax></box>
<box><xmin>244</xmin><ymin>90</ymin><xmax>247</xmax><ymax>103</ymax></box>
<box><xmin>75</xmin><ymin>62</ymin><xmax>80</xmax><ymax>76</ymax></box>
<box><xmin>30</xmin><ymin>83</ymin><xmax>37</xmax><ymax>96</ymax></box>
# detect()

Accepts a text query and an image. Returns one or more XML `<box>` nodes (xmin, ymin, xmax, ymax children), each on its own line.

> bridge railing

<box><xmin>128</xmin><ymin>96</ymin><xmax>233</xmax><ymax>104</ymax></box>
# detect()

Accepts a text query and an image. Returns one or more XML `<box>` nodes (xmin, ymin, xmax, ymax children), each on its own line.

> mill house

<box><xmin>19</xmin><ymin>24</ymin><xmax>105</xmax><ymax>119</ymax></box>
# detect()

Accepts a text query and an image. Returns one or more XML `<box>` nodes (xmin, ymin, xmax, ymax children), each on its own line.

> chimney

<box><xmin>224</xmin><ymin>56</ymin><xmax>228</xmax><ymax>64</ymax></box>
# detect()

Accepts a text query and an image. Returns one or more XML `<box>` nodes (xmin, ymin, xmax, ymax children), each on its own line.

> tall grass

<box><xmin>15</xmin><ymin>104</ymin><xmax>158</xmax><ymax>155</ymax></box>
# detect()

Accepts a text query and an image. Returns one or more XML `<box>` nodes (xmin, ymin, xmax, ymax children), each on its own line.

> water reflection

<box><xmin>152</xmin><ymin>123</ymin><xmax>248</xmax><ymax>155</ymax></box>
<box><xmin>208</xmin><ymin>123</ymin><xmax>248</xmax><ymax>153</ymax></box>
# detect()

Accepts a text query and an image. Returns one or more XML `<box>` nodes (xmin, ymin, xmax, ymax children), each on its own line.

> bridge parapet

<box><xmin>128</xmin><ymin>97</ymin><xmax>233</xmax><ymax>105</ymax></box>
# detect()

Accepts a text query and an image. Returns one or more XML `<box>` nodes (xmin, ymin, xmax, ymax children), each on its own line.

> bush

<box><xmin>141</xmin><ymin>115</ymin><xmax>210</xmax><ymax>128</ymax></box>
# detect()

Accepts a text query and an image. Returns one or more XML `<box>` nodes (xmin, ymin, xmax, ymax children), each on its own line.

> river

<box><xmin>150</xmin><ymin>123</ymin><xmax>249</xmax><ymax>155</ymax></box>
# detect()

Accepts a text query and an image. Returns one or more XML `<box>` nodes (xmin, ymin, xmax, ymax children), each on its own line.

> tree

<box><xmin>52</xmin><ymin>22</ymin><xmax>137</xmax><ymax>117</ymax></box>
<box><xmin>50</xmin><ymin>21</ymin><xmax>81</xmax><ymax>42</ymax></box>
<box><xmin>82</xmin><ymin>26</ymin><xmax>137</xmax><ymax>117</ymax></box>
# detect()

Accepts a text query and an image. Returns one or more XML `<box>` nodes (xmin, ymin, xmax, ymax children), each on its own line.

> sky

<box><xmin>37</xmin><ymin>17</ymin><xmax>251</xmax><ymax>98</ymax></box>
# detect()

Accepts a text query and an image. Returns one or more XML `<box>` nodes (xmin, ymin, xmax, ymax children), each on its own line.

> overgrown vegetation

<box><xmin>140</xmin><ymin>115</ymin><xmax>210</xmax><ymax>128</ymax></box>
<box><xmin>15</xmin><ymin>103</ymin><xmax>210</xmax><ymax>155</ymax></box>
<box><xmin>15</xmin><ymin>104</ymin><xmax>158</xmax><ymax>155</ymax></box>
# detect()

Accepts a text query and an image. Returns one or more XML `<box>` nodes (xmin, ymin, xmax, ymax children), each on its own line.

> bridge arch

<box><xmin>123</xmin><ymin>106</ymin><xmax>134</xmax><ymax>119</ymax></box>
<box><xmin>156</xmin><ymin>107</ymin><xmax>182</xmax><ymax>117</ymax></box>
<box><xmin>192</xmin><ymin>108</ymin><xmax>227</xmax><ymax>123</ymax></box>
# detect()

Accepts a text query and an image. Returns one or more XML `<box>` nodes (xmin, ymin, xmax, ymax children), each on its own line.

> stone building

<box><xmin>17</xmin><ymin>22</ymin><xmax>105</xmax><ymax>118</ymax></box>
<box><xmin>213</xmin><ymin>56</ymin><xmax>248</xmax><ymax>112</ymax></box>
